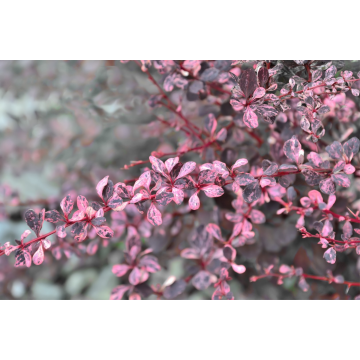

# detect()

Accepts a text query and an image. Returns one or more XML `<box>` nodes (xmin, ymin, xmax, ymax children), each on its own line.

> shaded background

<box><xmin>1</xmin><ymin>60</ymin><xmax>360</xmax><ymax>300</ymax></box>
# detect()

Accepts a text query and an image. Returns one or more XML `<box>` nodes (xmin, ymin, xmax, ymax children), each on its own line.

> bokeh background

<box><xmin>1</xmin><ymin>60</ymin><xmax>360</xmax><ymax>300</ymax></box>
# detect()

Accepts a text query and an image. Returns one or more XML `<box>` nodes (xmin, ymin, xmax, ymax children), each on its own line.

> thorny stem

<box><xmin>134</xmin><ymin>60</ymin><xmax>204</xmax><ymax>143</ymax></box>
<box><xmin>0</xmin><ymin>206</ymin><xmax>111</xmax><ymax>257</ymax></box>
<box><xmin>122</xmin><ymin>140</ymin><xmax>219</xmax><ymax>169</ymax></box>
<box><xmin>252</xmin><ymin>272</ymin><xmax>360</xmax><ymax>287</ymax></box>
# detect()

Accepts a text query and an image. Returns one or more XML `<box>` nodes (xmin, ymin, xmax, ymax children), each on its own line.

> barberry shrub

<box><xmin>2</xmin><ymin>60</ymin><xmax>360</xmax><ymax>300</ymax></box>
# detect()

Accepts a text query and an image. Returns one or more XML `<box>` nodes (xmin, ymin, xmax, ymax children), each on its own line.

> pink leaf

<box><xmin>243</xmin><ymin>106</ymin><xmax>258</xmax><ymax>129</ymax></box>
<box><xmin>149</xmin><ymin>156</ymin><xmax>168</xmax><ymax>178</ymax></box>
<box><xmin>180</xmin><ymin>248</ymin><xmax>200</xmax><ymax>259</ymax></box>
<box><xmin>133</xmin><ymin>171</ymin><xmax>152</xmax><ymax>193</ymax></box>
<box><xmin>77</xmin><ymin>195</ymin><xmax>88</xmax><ymax>212</ymax></box>
<box><xmin>252</xmin><ymin>87</ymin><xmax>266</xmax><ymax>100</ymax></box>
<box><xmin>176</xmin><ymin>161</ymin><xmax>197</xmax><ymax>180</ymax></box>
<box><xmin>112</xmin><ymin>264</ymin><xmax>130</xmax><ymax>277</ymax></box>
<box><xmin>33</xmin><ymin>244</ymin><xmax>44</xmax><ymax>265</ymax></box>
<box><xmin>319</xmin><ymin>178</ymin><xmax>336</xmax><ymax>195</ymax></box>
<box><xmin>110</xmin><ymin>285</ymin><xmax>131</xmax><ymax>300</ymax></box>
<box><xmin>216</xmin><ymin>128</ymin><xmax>227</xmax><ymax>142</ymax></box>
<box><xmin>172</xmin><ymin>187</ymin><xmax>184</xmax><ymax>205</ymax></box>
<box><xmin>202</xmin><ymin>185</ymin><xmax>224</xmax><ymax>198</ymax></box>
<box><xmin>60</xmin><ymin>195</ymin><xmax>74</xmax><ymax>218</ymax></box>
<box><xmin>21</xmin><ymin>230</ymin><xmax>32</xmax><ymax>242</ymax></box>
<box><xmin>87</xmin><ymin>240</ymin><xmax>99</xmax><ymax>255</ymax></box>
<box><xmin>189</xmin><ymin>192</ymin><xmax>200</xmax><ymax>210</ymax></box>
<box><xmin>129</xmin><ymin>267</ymin><xmax>149</xmax><ymax>285</ymax></box>
<box><xmin>56</xmin><ymin>225</ymin><xmax>66</xmax><ymax>238</ymax></box>
<box><xmin>279</xmin><ymin>265</ymin><xmax>291</xmax><ymax>274</ymax></box>
<box><xmin>250</xmin><ymin>209</ymin><xmax>265</xmax><ymax>224</ymax></box>
<box><xmin>331</xmin><ymin>174</ymin><xmax>350</xmax><ymax>188</ymax></box>
<box><xmin>206</xmin><ymin>223</ymin><xmax>224</xmax><ymax>242</ymax></box>
<box><xmin>96</xmin><ymin>176</ymin><xmax>109</xmax><ymax>200</ymax></box>
<box><xmin>147</xmin><ymin>203</ymin><xmax>162</xmax><ymax>226</ymax></box>
<box><xmin>107</xmin><ymin>193</ymin><xmax>124</xmax><ymax>211</ymax></box>
<box><xmin>308</xmin><ymin>190</ymin><xmax>323</xmax><ymax>205</ymax></box>
<box><xmin>138</xmin><ymin>255</ymin><xmax>161</xmax><ymax>273</ymax></box>
<box><xmin>93</xmin><ymin>225</ymin><xmax>114</xmax><ymax>239</ymax></box>
<box><xmin>165</xmin><ymin>157</ymin><xmax>179</xmax><ymax>174</ymax></box>
<box><xmin>231</xmin><ymin>263</ymin><xmax>246</xmax><ymax>274</ymax></box>
<box><xmin>231</xmin><ymin>158</ymin><xmax>248</xmax><ymax>171</ymax></box>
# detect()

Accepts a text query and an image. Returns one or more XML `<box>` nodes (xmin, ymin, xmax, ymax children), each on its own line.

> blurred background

<box><xmin>0</xmin><ymin>60</ymin><xmax>165</xmax><ymax>299</ymax></box>
<box><xmin>1</xmin><ymin>60</ymin><xmax>360</xmax><ymax>300</ymax></box>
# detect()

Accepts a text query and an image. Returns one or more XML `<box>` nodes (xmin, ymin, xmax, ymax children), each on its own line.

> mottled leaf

<box><xmin>192</xmin><ymin>270</ymin><xmax>212</xmax><ymax>290</ymax></box>
<box><xmin>147</xmin><ymin>203</ymin><xmax>162</xmax><ymax>226</ymax></box>
<box><xmin>243</xmin><ymin>181</ymin><xmax>261</xmax><ymax>203</ymax></box>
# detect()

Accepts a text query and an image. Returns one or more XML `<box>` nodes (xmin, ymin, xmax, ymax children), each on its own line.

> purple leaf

<box><xmin>138</xmin><ymin>255</ymin><xmax>161</xmax><ymax>273</ymax></box>
<box><xmin>343</xmin><ymin>137</ymin><xmax>360</xmax><ymax>160</ymax></box>
<box><xmin>235</xmin><ymin>173</ymin><xmax>255</xmax><ymax>186</ymax></box>
<box><xmin>200</xmin><ymin>67</ymin><xmax>220</xmax><ymax>82</ymax></box>
<box><xmin>223</xmin><ymin>245</ymin><xmax>236</xmax><ymax>261</ymax></box>
<box><xmin>107</xmin><ymin>193</ymin><xmax>124</xmax><ymax>211</ymax></box>
<box><xmin>240</xmin><ymin>68</ymin><xmax>257</xmax><ymax>99</ymax></box>
<box><xmin>250</xmin><ymin>209</ymin><xmax>265</xmax><ymax>224</ymax></box>
<box><xmin>331</xmin><ymin>174</ymin><xmax>350</xmax><ymax>188</ymax></box>
<box><xmin>14</xmin><ymin>248</ymin><xmax>32</xmax><ymax>268</ymax></box>
<box><xmin>243</xmin><ymin>181</ymin><xmax>261</xmax><ymax>203</ymax></box>
<box><xmin>45</xmin><ymin>210</ymin><xmax>62</xmax><ymax>224</ymax></box>
<box><xmin>262</xmin><ymin>160</ymin><xmax>278</xmax><ymax>176</ymax></box>
<box><xmin>163</xmin><ymin>280</ymin><xmax>187</xmax><ymax>299</ymax></box>
<box><xmin>206</xmin><ymin>223</ymin><xmax>224</xmax><ymax>242</ymax></box>
<box><xmin>24</xmin><ymin>209</ymin><xmax>42</xmax><ymax>236</ymax></box>
<box><xmin>192</xmin><ymin>270</ymin><xmax>212</xmax><ymax>290</ymax></box>
<box><xmin>155</xmin><ymin>190</ymin><xmax>174</xmax><ymax>206</ymax></box>
<box><xmin>325</xmin><ymin>141</ymin><xmax>343</xmax><ymax>159</ymax></box>
<box><xmin>71</xmin><ymin>222</ymin><xmax>88</xmax><ymax>242</ymax></box>
<box><xmin>258</xmin><ymin>67</ymin><xmax>269</xmax><ymax>88</ymax></box>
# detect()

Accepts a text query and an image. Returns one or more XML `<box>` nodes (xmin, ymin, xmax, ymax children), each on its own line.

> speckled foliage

<box><xmin>1</xmin><ymin>60</ymin><xmax>360</xmax><ymax>300</ymax></box>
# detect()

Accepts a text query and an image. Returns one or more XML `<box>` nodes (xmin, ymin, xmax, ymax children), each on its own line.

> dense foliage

<box><xmin>1</xmin><ymin>60</ymin><xmax>360</xmax><ymax>300</ymax></box>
